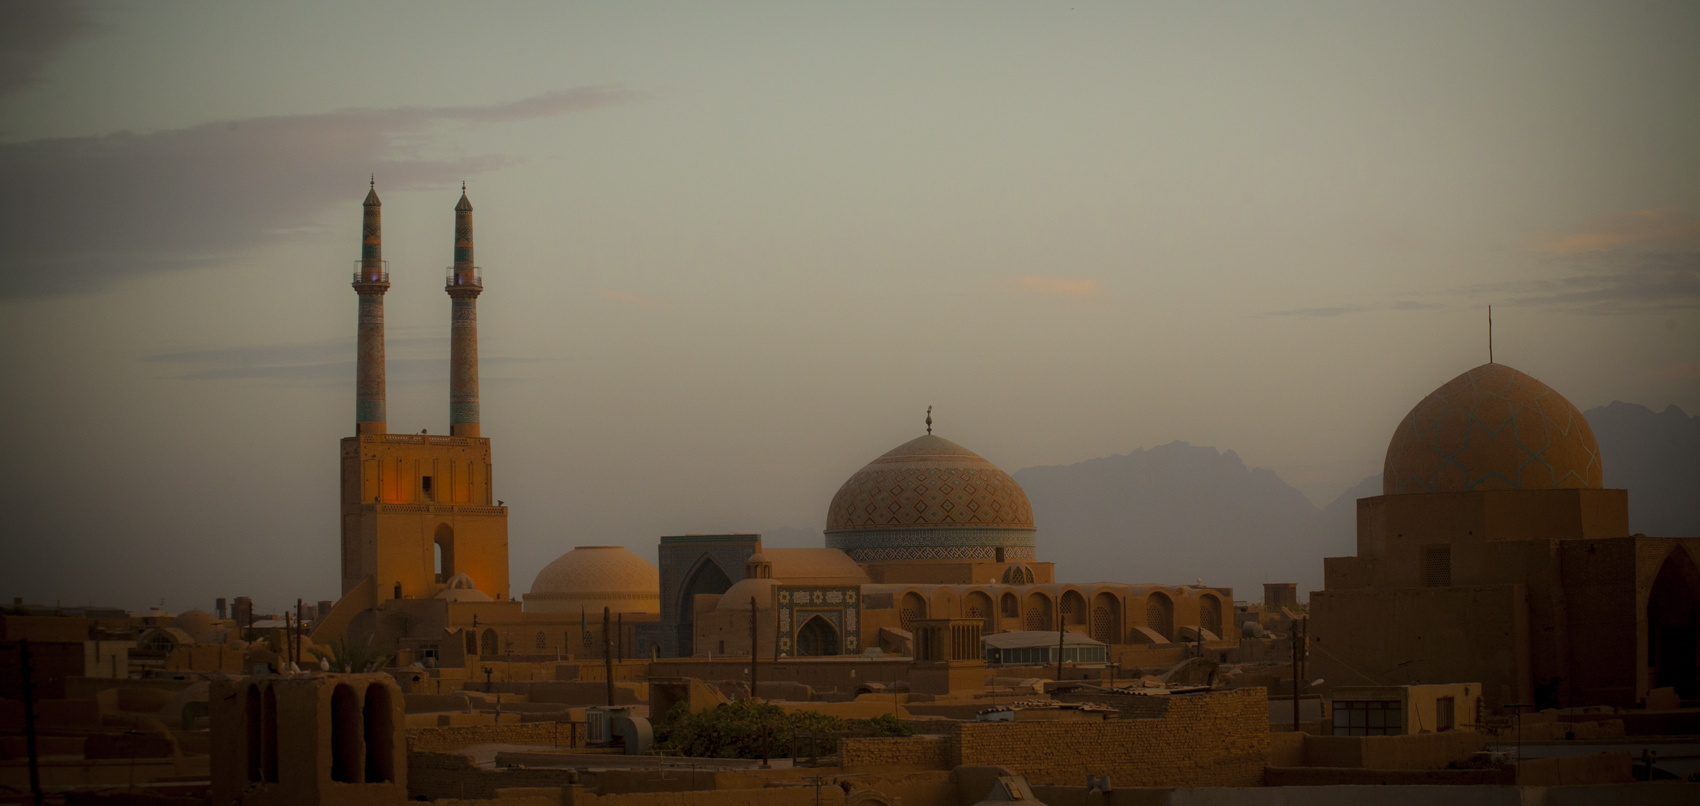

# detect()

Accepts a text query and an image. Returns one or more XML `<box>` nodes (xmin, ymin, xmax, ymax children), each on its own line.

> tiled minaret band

<box><xmin>447</xmin><ymin>185</ymin><xmax>482</xmax><ymax>438</ymax></box>
<box><xmin>353</xmin><ymin>179</ymin><xmax>389</xmax><ymax>434</ymax></box>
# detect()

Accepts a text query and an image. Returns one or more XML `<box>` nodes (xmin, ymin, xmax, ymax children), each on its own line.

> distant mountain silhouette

<box><xmin>1585</xmin><ymin>401</ymin><xmax>1700</xmax><ymax>537</ymax></box>
<box><xmin>1011</xmin><ymin>441</ymin><xmax>1350</xmax><ymax>599</ymax></box>
<box><xmin>759</xmin><ymin>404</ymin><xmax>1694</xmax><ymax>602</ymax></box>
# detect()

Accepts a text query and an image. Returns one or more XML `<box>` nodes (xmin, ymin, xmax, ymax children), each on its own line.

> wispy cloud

<box><xmin>146</xmin><ymin>335</ymin><xmax>528</xmax><ymax>384</ymax></box>
<box><xmin>0</xmin><ymin>86</ymin><xmax>637</xmax><ymax>297</ymax></box>
<box><xmin>1268</xmin><ymin>300</ymin><xmax>1442</xmax><ymax>318</ymax></box>
<box><xmin>0</xmin><ymin>0</ymin><xmax>98</xmax><ymax>97</ymax></box>
<box><xmin>1017</xmin><ymin>275</ymin><xmax>1099</xmax><ymax>297</ymax></box>
<box><xmin>600</xmin><ymin>289</ymin><xmax>663</xmax><ymax>307</ymax></box>
<box><xmin>1650</xmin><ymin>362</ymin><xmax>1700</xmax><ymax>381</ymax></box>
<box><xmin>1540</xmin><ymin>209</ymin><xmax>1700</xmax><ymax>255</ymax></box>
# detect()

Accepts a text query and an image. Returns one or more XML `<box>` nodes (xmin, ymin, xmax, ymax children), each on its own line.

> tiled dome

<box><xmin>1383</xmin><ymin>363</ymin><xmax>1603</xmax><ymax>495</ymax></box>
<box><xmin>825</xmin><ymin>434</ymin><xmax>1036</xmax><ymax>562</ymax></box>
<box><xmin>524</xmin><ymin>546</ymin><xmax>660</xmax><ymax>615</ymax></box>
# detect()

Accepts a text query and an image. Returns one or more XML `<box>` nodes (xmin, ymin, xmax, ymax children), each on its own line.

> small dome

<box><xmin>717</xmin><ymin>578</ymin><xmax>779</xmax><ymax>610</ymax></box>
<box><xmin>1384</xmin><ymin>363</ymin><xmax>1603</xmax><ymax>495</ymax></box>
<box><xmin>524</xmin><ymin>546</ymin><xmax>660</xmax><ymax>615</ymax></box>
<box><xmin>436</xmin><ymin>573</ymin><xmax>493</xmax><ymax>602</ymax></box>
<box><xmin>748</xmin><ymin>553</ymin><xmax>770</xmax><ymax>565</ymax></box>
<box><xmin>169</xmin><ymin>610</ymin><xmax>219</xmax><ymax>642</ymax></box>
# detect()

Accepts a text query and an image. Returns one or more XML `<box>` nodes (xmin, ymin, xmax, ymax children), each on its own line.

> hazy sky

<box><xmin>3</xmin><ymin>1</ymin><xmax>1696</xmax><ymax>614</ymax></box>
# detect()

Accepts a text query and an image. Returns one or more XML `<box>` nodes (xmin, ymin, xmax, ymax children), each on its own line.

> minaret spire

<box><xmin>926</xmin><ymin>406</ymin><xmax>932</xmax><ymax>435</ymax></box>
<box><xmin>353</xmin><ymin>178</ymin><xmax>389</xmax><ymax>434</ymax></box>
<box><xmin>447</xmin><ymin>183</ymin><xmax>482</xmax><ymax>438</ymax></box>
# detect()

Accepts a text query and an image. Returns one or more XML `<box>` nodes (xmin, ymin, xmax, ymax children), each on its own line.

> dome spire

<box><xmin>1488</xmin><ymin>305</ymin><xmax>1494</xmax><ymax>364</ymax></box>
<box><xmin>926</xmin><ymin>406</ymin><xmax>932</xmax><ymax>435</ymax></box>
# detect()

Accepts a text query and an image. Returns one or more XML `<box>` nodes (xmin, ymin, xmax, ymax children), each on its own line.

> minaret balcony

<box><xmin>352</xmin><ymin>260</ymin><xmax>391</xmax><ymax>285</ymax></box>
<box><xmin>446</xmin><ymin>265</ymin><xmax>483</xmax><ymax>290</ymax></box>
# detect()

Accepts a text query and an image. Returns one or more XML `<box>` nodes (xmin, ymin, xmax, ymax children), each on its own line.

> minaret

<box><xmin>447</xmin><ymin>183</ymin><xmax>482</xmax><ymax>438</ymax></box>
<box><xmin>353</xmin><ymin>177</ymin><xmax>389</xmax><ymax>434</ymax></box>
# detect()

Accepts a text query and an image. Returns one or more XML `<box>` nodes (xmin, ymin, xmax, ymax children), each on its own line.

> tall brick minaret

<box><xmin>447</xmin><ymin>183</ymin><xmax>482</xmax><ymax>438</ymax></box>
<box><xmin>353</xmin><ymin>177</ymin><xmax>389</xmax><ymax>434</ymax></box>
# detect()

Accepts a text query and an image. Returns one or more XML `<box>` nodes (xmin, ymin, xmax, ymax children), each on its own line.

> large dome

<box><xmin>825</xmin><ymin>434</ymin><xmax>1036</xmax><ymax>562</ymax></box>
<box><xmin>1383</xmin><ymin>363</ymin><xmax>1603</xmax><ymax>495</ymax></box>
<box><xmin>524</xmin><ymin>546</ymin><xmax>660</xmax><ymax>615</ymax></box>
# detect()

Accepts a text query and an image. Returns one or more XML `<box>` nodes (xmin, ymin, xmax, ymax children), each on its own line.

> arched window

<box><xmin>900</xmin><ymin>592</ymin><xmax>927</xmax><ymax>629</ymax></box>
<box><xmin>1060</xmin><ymin>591</ymin><xmax>1087</xmax><ymax>625</ymax></box>
<box><xmin>481</xmin><ymin>628</ymin><xmax>499</xmax><ymax>656</ymax></box>
<box><xmin>1024</xmin><ymin>593</ymin><xmax>1052</xmax><ymax>631</ymax></box>
<box><xmin>1200</xmin><ymin>595</ymin><xmax>1223</xmax><ymax>639</ymax></box>
<box><xmin>1090</xmin><ymin>592</ymin><xmax>1121</xmax><ymax>644</ymax></box>
<box><xmin>330</xmin><ymin>684</ymin><xmax>360</xmax><ymax>783</ymax></box>
<box><xmin>796</xmin><ymin>615</ymin><xmax>840</xmax><ymax>657</ymax></box>
<box><xmin>1001</xmin><ymin>592</ymin><xmax>1020</xmax><ymax>618</ymax></box>
<box><xmin>535</xmin><ymin>632</ymin><xmax>546</xmax><ymax>651</ymax></box>
<box><xmin>1146</xmin><ymin>593</ymin><xmax>1174</xmax><ymax>641</ymax></box>
<box><xmin>965</xmin><ymin>591</ymin><xmax>995</xmax><ymax>634</ymax></box>
<box><xmin>363</xmin><ymin>683</ymin><xmax>394</xmax><ymax>783</ymax></box>
<box><xmin>260</xmin><ymin>685</ymin><xmax>278</xmax><ymax>782</ymax></box>
<box><xmin>1002</xmin><ymin>565</ymin><xmax>1034</xmax><ymax>585</ymax></box>
<box><xmin>433</xmin><ymin>524</ymin><xmax>455</xmax><ymax>583</ymax></box>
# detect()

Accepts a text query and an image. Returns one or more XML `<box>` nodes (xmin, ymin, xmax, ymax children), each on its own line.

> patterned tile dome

<box><xmin>1384</xmin><ymin>363</ymin><xmax>1603</xmax><ymax>495</ymax></box>
<box><xmin>825</xmin><ymin>434</ymin><xmax>1036</xmax><ymax>562</ymax></box>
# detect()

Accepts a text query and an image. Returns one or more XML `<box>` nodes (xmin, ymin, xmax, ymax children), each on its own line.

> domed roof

<box><xmin>717</xmin><ymin>578</ymin><xmax>779</xmax><ymax>610</ymax></box>
<box><xmin>826</xmin><ymin>434</ymin><xmax>1034</xmax><ymax>532</ymax></box>
<box><xmin>435</xmin><ymin>573</ymin><xmax>493</xmax><ymax>602</ymax></box>
<box><xmin>1384</xmin><ymin>363</ymin><xmax>1603</xmax><ymax>495</ymax></box>
<box><xmin>524</xmin><ymin>546</ymin><xmax>660</xmax><ymax>615</ymax></box>
<box><xmin>169</xmin><ymin>610</ymin><xmax>217</xmax><ymax>642</ymax></box>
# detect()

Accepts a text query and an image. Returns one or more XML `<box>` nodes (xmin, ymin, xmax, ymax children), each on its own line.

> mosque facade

<box><xmin>1310</xmin><ymin>362</ymin><xmax>1700</xmax><ymax>710</ymax></box>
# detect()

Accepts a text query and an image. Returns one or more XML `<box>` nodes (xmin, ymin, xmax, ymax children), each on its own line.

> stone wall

<box><xmin>949</xmin><ymin>688</ymin><xmax>1268</xmax><ymax>787</ymax></box>
<box><xmin>841</xmin><ymin>735</ymin><xmax>952</xmax><ymax>771</ymax></box>
<box><xmin>406</xmin><ymin>721</ymin><xmax>581</xmax><ymax>753</ymax></box>
<box><xmin>407</xmin><ymin>750</ymin><xmax>581</xmax><ymax>800</ymax></box>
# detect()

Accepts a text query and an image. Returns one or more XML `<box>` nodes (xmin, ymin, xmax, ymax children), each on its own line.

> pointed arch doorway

<box><xmin>1648</xmin><ymin>549</ymin><xmax>1700</xmax><ymax>700</ymax></box>
<box><xmin>795</xmin><ymin>615</ymin><xmax>840</xmax><ymax>657</ymax></box>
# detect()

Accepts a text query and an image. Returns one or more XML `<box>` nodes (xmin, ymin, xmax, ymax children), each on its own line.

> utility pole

<box><xmin>295</xmin><ymin>599</ymin><xmax>304</xmax><ymax>668</ymax></box>
<box><xmin>749</xmin><ymin>596</ymin><xmax>759</xmax><ymax>700</ymax></box>
<box><xmin>1291</xmin><ymin>618</ymin><xmax>1306</xmax><ymax>734</ymax></box>
<box><xmin>19</xmin><ymin>639</ymin><xmax>42</xmax><ymax>806</ymax></box>
<box><xmin>603</xmin><ymin>606</ymin><xmax>615</xmax><ymax>707</ymax></box>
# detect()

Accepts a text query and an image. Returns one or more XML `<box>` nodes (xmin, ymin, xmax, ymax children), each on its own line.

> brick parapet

<box><xmin>946</xmin><ymin>687</ymin><xmax>1268</xmax><ymax>787</ymax></box>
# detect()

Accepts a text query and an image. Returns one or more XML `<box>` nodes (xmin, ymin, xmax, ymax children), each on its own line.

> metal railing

<box><xmin>352</xmin><ymin>259</ymin><xmax>390</xmax><ymax>284</ymax></box>
<box><xmin>446</xmin><ymin>265</ymin><xmax>483</xmax><ymax>288</ymax></box>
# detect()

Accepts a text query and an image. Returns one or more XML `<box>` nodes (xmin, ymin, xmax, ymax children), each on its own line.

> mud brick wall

<box><xmin>841</xmin><ymin>735</ymin><xmax>952</xmax><ymax>771</ymax></box>
<box><xmin>407</xmin><ymin>751</ymin><xmax>582</xmax><ymax>800</ymax></box>
<box><xmin>950</xmin><ymin>688</ymin><xmax>1268</xmax><ymax>787</ymax></box>
<box><xmin>406</xmin><ymin>721</ymin><xmax>580</xmax><ymax>752</ymax></box>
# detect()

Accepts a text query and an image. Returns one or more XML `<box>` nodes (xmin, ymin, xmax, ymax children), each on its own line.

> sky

<box><xmin>2</xmin><ymin>1</ymin><xmax>1697</xmax><ymax>614</ymax></box>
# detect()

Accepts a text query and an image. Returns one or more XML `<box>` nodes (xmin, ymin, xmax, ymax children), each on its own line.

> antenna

<box><xmin>926</xmin><ymin>406</ymin><xmax>932</xmax><ymax>435</ymax></box>
<box><xmin>1489</xmin><ymin>305</ymin><xmax>1494</xmax><ymax>364</ymax></box>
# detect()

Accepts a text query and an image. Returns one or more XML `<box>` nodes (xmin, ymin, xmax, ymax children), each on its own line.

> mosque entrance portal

<box><xmin>795</xmin><ymin>615</ymin><xmax>840</xmax><ymax>657</ymax></box>
<box><xmin>677</xmin><ymin>557</ymin><xmax>733</xmax><ymax>657</ymax></box>
<box><xmin>1648</xmin><ymin>549</ymin><xmax>1700</xmax><ymax>700</ymax></box>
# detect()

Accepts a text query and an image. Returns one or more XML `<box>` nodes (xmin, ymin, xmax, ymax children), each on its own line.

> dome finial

<box><xmin>1488</xmin><ymin>305</ymin><xmax>1494</xmax><ymax>364</ymax></box>
<box><xmin>926</xmin><ymin>405</ymin><xmax>932</xmax><ymax>435</ymax></box>
<box><xmin>370</xmin><ymin>174</ymin><xmax>375</xmax><ymax>189</ymax></box>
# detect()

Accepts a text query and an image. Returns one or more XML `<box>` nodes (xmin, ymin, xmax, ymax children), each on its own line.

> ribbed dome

<box><xmin>825</xmin><ymin>434</ymin><xmax>1036</xmax><ymax>562</ymax></box>
<box><xmin>1384</xmin><ymin>363</ymin><xmax>1603</xmax><ymax>495</ymax></box>
<box><xmin>524</xmin><ymin>546</ymin><xmax>660</xmax><ymax>615</ymax></box>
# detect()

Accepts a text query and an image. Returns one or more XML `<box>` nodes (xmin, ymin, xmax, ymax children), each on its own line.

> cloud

<box><xmin>1017</xmin><ymin>275</ymin><xmax>1099</xmax><ymax>297</ymax></box>
<box><xmin>1650</xmin><ymin>362</ymin><xmax>1700</xmax><ymax>381</ymax></box>
<box><xmin>147</xmin><ymin>336</ymin><xmax>532</xmax><ymax>383</ymax></box>
<box><xmin>0</xmin><ymin>85</ymin><xmax>636</xmax><ymax>297</ymax></box>
<box><xmin>0</xmin><ymin>1</ymin><xmax>97</xmax><ymax>96</ymax></box>
<box><xmin>1540</xmin><ymin>209</ymin><xmax>1700</xmax><ymax>255</ymax></box>
<box><xmin>600</xmin><ymin>289</ymin><xmax>663</xmax><ymax>307</ymax></box>
<box><xmin>1268</xmin><ymin>300</ymin><xmax>1443</xmax><ymax>318</ymax></box>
